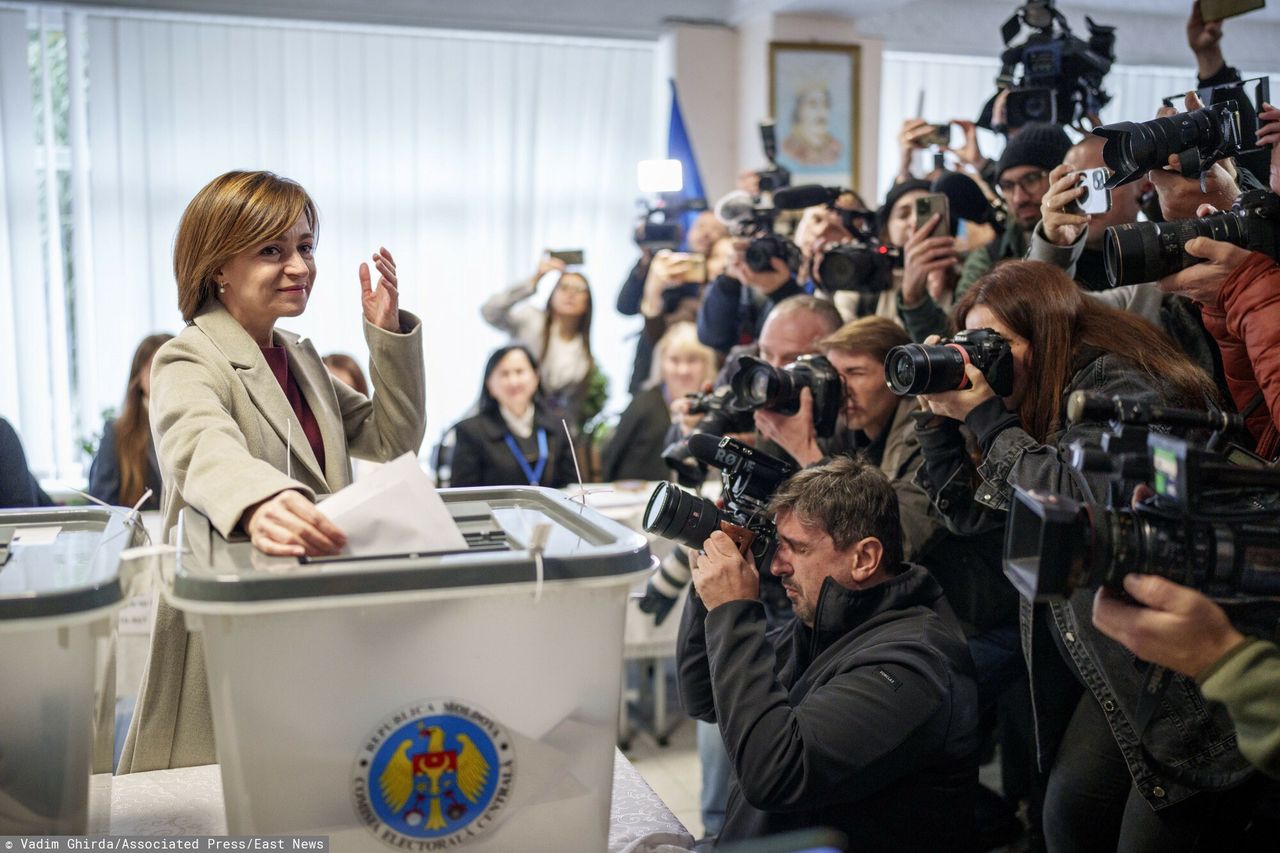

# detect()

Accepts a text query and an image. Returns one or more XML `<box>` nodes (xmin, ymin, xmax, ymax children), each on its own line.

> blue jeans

<box><xmin>697</xmin><ymin>719</ymin><xmax>729</xmax><ymax>837</ymax></box>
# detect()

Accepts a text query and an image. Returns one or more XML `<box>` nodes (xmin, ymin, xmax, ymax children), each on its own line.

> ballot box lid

<box><xmin>170</xmin><ymin>486</ymin><xmax>653</xmax><ymax>604</ymax></box>
<box><xmin>0</xmin><ymin>507</ymin><xmax>140</xmax><ymax>619</ymax></box>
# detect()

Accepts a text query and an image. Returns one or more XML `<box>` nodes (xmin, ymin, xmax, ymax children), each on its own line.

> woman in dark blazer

<box><xmin>88</xmin><ymin>333</ymin><xmax>171</xmax><ymax>510</ymax></box>
<box><xmin>449</xmin><ymin>345</ymin><xmax>578</xmax><ymax>489</ymax></box>
<box><xmin>600</xmin><ymin>322</ymin><xmax>718</xmax><ymax>481</ymax></box>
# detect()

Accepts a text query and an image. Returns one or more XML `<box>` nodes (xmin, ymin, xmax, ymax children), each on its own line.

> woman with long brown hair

<box><xmin>88</xmin><ymin>333</ymin><xmax>173</xmax><ymax>510</ymax></box>
<box><xmin>480</xmin><ymin>252</ymin><xmax>595</xmax><ymax>426</ymax></box>
<box><xmin>913</xmin><ymin>260</ymin><xmax>1258</xmax><ymax>851</ymax></box>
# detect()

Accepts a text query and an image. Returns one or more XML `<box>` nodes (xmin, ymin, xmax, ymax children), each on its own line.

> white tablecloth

<box><xmin>103</xmin><ymin>750</ymin><xmax>692</xmax><ymax>852</ymax></box>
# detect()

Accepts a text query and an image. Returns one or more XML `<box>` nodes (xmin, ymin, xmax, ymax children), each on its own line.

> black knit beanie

<box><xmin>993</xmin><ymin>122</ymin><xmax>1073</xmax><ymax>182</ymax></box>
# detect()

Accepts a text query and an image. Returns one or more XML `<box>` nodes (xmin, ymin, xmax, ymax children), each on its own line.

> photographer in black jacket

<box><xmin>678</xmin><ymin>456</ymin><xmax>979</xmax><ymax>850</ymax></box>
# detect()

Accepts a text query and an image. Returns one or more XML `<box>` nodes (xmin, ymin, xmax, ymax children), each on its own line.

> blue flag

<box><xmin>667</xmin><ymin>79</ymin><xmax>706</xmax><ymax>248</ymax></box>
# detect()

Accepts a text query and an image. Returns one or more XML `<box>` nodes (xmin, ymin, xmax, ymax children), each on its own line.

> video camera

<box><xmin>1004</xmin><ymin>392</ymin><xmax>1280</xmax><ymax>604</ymax></box>
<box><xmin>635</xmin><ymin>195</ymin><xmax>709</xmax><ymax>250</ymax></box>
<box><xmin>644</xmin><ymin>434</ymin><xmax>794</xmax><ymax>570</ymax></box>
<box><xmin>714</xmin><ymin>122</ymin><xmax>800</xmax><ymax>275</ymax></box>
<box><xmin>989</xmin><ymin>0</ymin><xmax>1115</xmax><ymax>131</ymax></box>
<box><xmin>1103</xmin><ymin>188</ymin><xmax>1280</xmax><ymax>287</ymax></box>
<box><xmin>1095</xmin><ymin>77</ymin><xmax>1272</xmax><ymax>189</ymax></box>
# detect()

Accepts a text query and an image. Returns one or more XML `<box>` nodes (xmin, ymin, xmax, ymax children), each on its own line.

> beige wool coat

<box><xmin>117</xmin><ymin>300</ymin><xmax>426</xmax><ymax>773</ymax></box>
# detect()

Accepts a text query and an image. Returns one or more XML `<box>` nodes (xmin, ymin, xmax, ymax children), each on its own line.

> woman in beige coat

<box><xmin>119</xmin><ymin>171</ymin><xmax>426</xmax><ymax>772</ymax></box>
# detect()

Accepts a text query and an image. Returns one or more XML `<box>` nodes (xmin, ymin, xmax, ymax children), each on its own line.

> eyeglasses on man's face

<box><xmin>997</xmin><ymin>169</ymin><xmax>1049</xmax><ymax>196</ymax></box>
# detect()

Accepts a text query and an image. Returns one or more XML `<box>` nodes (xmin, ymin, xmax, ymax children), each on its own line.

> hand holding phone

<box><xmin>1073</xmin><ymin>167</ymin><xmax>1112</xmax><ymax>215</ymax></box>
<box><xmin>914</xmin><ymin>193</ymin><xmax>950</xmax><ymax>236</ymax></box>
<box><xmin>549</xmin><ymin>249</ymin><xmax>585</xmax><ymax>266</ymax></box>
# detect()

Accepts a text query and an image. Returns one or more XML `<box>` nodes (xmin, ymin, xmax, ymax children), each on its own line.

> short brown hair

<box><xmin>322</xmin><ymin>353</ymin><xmax>368</xmax><ymax>396</ymax></box>
<box><xmin>173</xmin><ymin>171</ymin><xmax>319</xmax><ymax>322</ymax></box>
<box><xmin>818</xmin><ymin>316</ymin><xmax>911</xmax><ymax>363</ymax></box>
<box><xmin>768</xmin><ymin>455</ymin><xmax>904</xmax><ymax>571</ymax></box>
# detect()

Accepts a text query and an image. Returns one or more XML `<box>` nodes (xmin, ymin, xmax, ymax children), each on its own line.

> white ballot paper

<box><xmin>317</xmin><ymin>453</ymin><xmax>467</xmax><ymax>558</ymax></box>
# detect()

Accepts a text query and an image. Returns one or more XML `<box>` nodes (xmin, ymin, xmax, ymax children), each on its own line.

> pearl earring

<box><xmin>219</xmin><ymin>282</ymin><xmax>227</xmax><ymax>294</ymax></box>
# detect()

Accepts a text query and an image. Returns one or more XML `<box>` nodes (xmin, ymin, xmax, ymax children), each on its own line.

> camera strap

<box><xmin>504</xmin><ymin>428</ymin><xmax>549</xmax><ymax>486</ymax></box>
<box><xmin>1132</xmin><ymin>662</ymin><xmax>1255</xmax><ymax>791</ymax></box>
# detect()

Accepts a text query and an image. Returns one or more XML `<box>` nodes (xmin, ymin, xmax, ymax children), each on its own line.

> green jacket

<box><xmin>1199</xmin><ymin>639</ymin><xmax>1280</xmax><ymax>779</ymax></box>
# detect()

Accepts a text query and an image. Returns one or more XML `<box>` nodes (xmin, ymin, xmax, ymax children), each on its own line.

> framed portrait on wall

<box><xmin>769</xmin><ymin>42</ymin><xmax>860</xmax><ymax>191</ymax></box>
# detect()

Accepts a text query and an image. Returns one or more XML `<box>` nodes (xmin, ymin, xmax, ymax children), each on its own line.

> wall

<box><xmin>658</xmin><ymin>23</ymin><xmax>740</xmax><ymax>202</ymax></box>
<box><xmin>660</xmin><ymin>12</ymin><xmax>883</xmax><ymax>205</ymax></box>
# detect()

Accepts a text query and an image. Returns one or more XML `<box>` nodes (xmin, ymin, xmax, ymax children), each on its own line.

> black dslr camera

<box><xmin>883</xmin><ymin>328</ymin><xmax>1015</xmax><ymax>397</ymax></box>
<box><xmin>662</xmin><ymin>354</ymin><xmax>845</xmax><ymax>486</ymax></box>
<box><xmin>1095</xmin><ymin>77</ymin><xmax>1271</xmax><ymax>189</ymax></box>
<box><xmin>644</xmin><ymin>434</ymin><xmax>795</xmax><ymax>569</ymax></box>
<box><xmin>714</xmin><ymin>122</ymin><xmax>800</xmax><ymax>275</ymax></box>
<box><xmin>990</xmin><ymin>0</ymin><xmax>1115</xmax><ymax>130</ymax></box>
<box><xmin>730</xmin><ymin>354</ymin><xmax>844</xmax><ymax>437</ymax></box>
<box><xmin>816</xmin><ymin>230</ymin><xmax>902</xmax><ymax>294</ymax></box>
<box><xmin>1004</xmin><ymin>392</ymin><xmax>1280</xmax><ymax>604</ymax></box>
<box><xmin>1103</xmin><ymin>189</ymin><xmax>1280</xmax><ymax>287</ymax></box>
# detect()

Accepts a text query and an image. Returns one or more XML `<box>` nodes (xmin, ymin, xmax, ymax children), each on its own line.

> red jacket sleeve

<box><xmin>1218</xmin><ymin>253</ymin><xmax>1280</xmax><ymax>457</ymax></box>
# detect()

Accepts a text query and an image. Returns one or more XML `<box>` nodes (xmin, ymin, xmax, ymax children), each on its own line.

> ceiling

<box><xmin>50</xmin><ymin>0</ymin><xmax>1280</xmax><ymax>62</ymax></box>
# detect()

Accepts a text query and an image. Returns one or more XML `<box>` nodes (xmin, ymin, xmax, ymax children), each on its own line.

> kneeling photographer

<box><xmin>899</xmin><ymin>260</ymin><xmax>1267</xmax><ymax>849</ymax></box>
<box><xmin>638</xmin><ymin>295</ymin><xmax>844</xmax><ymax>627</ymax></box>
<box><xmin>676</xmin><ymin>456</ymin><xmax>980</xmax><ymax>850</ymax></box>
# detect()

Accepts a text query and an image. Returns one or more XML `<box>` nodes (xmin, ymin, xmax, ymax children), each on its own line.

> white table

<box><xmin>101</xmin><ymin>750</ymin><xmax>692</xmax><ymax>852</ymax></box>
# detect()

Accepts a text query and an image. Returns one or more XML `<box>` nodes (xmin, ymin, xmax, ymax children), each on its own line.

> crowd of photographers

<box><xmin>584</xmin><ymin>2</ymin><xmax>1280</xmax><ymax>850</ymax></box>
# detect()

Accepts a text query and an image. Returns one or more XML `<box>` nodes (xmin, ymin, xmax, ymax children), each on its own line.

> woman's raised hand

<box><xmin>360</xmin><ymin>247</ymin><xmax>399</xmax><ymax>332</ymax></box>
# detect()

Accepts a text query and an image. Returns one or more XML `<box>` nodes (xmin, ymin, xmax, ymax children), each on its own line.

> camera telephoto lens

<box><xmin>732</xmin><ymin>357</ymin><xmax>806</xmax><ymax>412</ymax></box>
<box><xmin>643</xmin><ymin>482</ymin><xmax>723</xmax><ymax>552</ymax></box>
<box><xmin>883</xmin><ymin>344</ymin><xmax>966</xmax><ymax>396</ymax></box>
<box><xmin>1104</xmin><ymin>211</ymin><xmax>1247</xmax><ymax>287</ymax></box>
<box><xmin>1095</xmin><ymin>107</ymin><xmax>1230</xmax><ymax>187</ymax></box>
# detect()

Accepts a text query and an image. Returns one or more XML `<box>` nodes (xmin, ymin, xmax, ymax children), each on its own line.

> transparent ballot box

<box><xmin>167</xmin><ymin>486</ymin><xmax>653</xmax><ymax>852</ymax></box>
<box><xmin>0</xmin><ymin>507</ymin><xmax>145</xmax><ymax>833</ymax></box>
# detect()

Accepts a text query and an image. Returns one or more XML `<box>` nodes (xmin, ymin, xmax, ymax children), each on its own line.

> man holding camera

<box><xmin>696</xmin><ymin>240</ymin><xmax>807</xmax><ymax>356</ymax></box>
<box><xmin>677</xmin><ymin>456</ymin><xmax>979</xmax><ymax>849</ymax></box>
<box><xmin>619</xmin><ymin>210</ymin><xmax>728</xmax><ymax>392</ymax></box>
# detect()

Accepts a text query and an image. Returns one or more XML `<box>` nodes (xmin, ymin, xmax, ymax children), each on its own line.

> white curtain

<box><xmin>3</xmin><ymin>4</ymin><xmax>657</xmax><ymax>478</ymax></box>
<box><xmin>877</xmin><ymin>50</ymin><xmax>1280</xmax><ymax>204</ymax></box>
<box><xmin>82</xmin><ymin>11</ymin><xmax>656</xmax><ymax>469</ymax></box>
<box><xmin>1</xmin><ymin>6</ymin><xmax>69</xmax><ymax>475</ymax></box>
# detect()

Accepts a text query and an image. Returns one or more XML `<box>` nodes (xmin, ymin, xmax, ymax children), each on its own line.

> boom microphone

<box><xmin>931</xmin><ymin>171</ymin><xmax>1007</xmax><ymax>232</ymax></box>
<box><xmin>772</xmin><ymin>184</ymin><xmax>841</xmax><ymax>211</ymax></box>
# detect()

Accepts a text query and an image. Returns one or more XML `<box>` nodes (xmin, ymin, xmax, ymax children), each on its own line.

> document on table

<box><xmin>318</xmin><ymin>453</ymin><xmax>467</xmax><ymax>557</ymax></box>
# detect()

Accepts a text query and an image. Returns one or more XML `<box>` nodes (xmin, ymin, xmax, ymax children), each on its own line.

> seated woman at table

<box><xmin>88</xmin><ymin>332</ymin><xmax>172</xmax><ymax>510</ymax></box>
<box><xmin>119</xmin><ymin>170</ymin><xmax>426</xmax><ymax>773</ymax></box>
<box><xmin>600</xmin><ymin>322</ymin><xmax>717</xmax><ymax>482</ymax></box>
<box><xmin>448</xmin><ymin>344</ymin><xmax>578</xmax><ymax>489</ymax></box>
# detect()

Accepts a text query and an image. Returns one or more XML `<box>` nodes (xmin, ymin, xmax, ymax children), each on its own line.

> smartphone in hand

<box><xmin>914</xmin><ymin>193</ymin><xmax>950</xmax><ymax>236</ymax></box>
<box><xmin>1073</xmin><ymin>167</ymin><xmax>1111</xmax><ymax>215</ymax></box>
<box><xmin>549</xmin><ymin>249</ymin><xmax>585</xmax><ymax>265</ymax></box>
